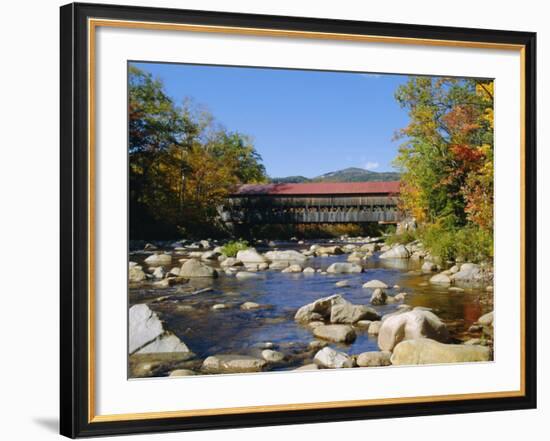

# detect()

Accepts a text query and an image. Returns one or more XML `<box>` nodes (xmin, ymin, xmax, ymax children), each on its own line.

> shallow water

<box><xmin>129</xmin><ymin>241</ymin><xmax>492</xmax><ymax>372</ymax></box>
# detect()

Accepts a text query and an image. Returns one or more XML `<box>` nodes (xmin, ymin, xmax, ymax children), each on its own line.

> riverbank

<box><xmin>128</xmin><ymin>237</ymin><xmax>494</xmax><ymax>378</ymax></box>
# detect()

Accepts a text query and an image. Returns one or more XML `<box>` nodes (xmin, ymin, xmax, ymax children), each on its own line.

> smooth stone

<box><xmin>330</xmin><ymin>302</ymin><xmax>380</xmax><ymax>324</ymax></box>
<box><xmin>303</xmin><ymin>267</ymin><xmax>315</xmax><ymax>274</ymax></box>
<box><xmin>362</xmin><ymin>280</ymin><xmax>389</xmax><ymax>289</ymax></box>
<box><xmin>448</xmin><ymin>286</ymin><xmax>465</xmax><ymax>292</ymax></box>
<box><xmin>308</xmin><ymin>340</ymin><xmax>328</xmax><ymax>351</ymax></box>
<box><xmin>429</xmin><ymin>273</ymin><xmax>452</xmax><ymax>284</ymax></box>
<box><xmin>367</xmin><ymin>321</ymin><xmax>382</xmax><ymax>335</ymax></box>
<box><xmin>265</xmin><ymin>250</ymin><xmax>307</xmax><ymax>262</ymax></box>
<box><xmin>240</xmin><ymin>301</ymin><xmax>261</xmax><ymax>310</ymax></box>
<box><xmin>169</xmin><ymin>369</ymin><xmax>196</xmax><ymax>377</ymax></box>
<box><xmin>236</xmin><ymin>248</ymin><xmax>267</xmax><ymax>264</ymax></box>
<box><xmin>356</xmin><ymin>351</ymin><xmax>392</xmax><ymax>367</ymax></box>
<box><xmin>144</xmin><ymin>253</ymin><xmax>172</xmax><ymax>266</ymax></box>
<box><xmin>269</xmin><ymin>261</ymin><xmax>290</xmax><ymax>270</ymax></box>
<box><xmin>294</xmin><ymin>363</ymin><xmax>320</xmax><ymax>371</ymax></box>
<box><xmin>152</xmin><ymin>267</ymin><xmax>165</xmax><ymax>279</ymax></box>
<box><xmin>281</xmin><ymin>264</ymin><xmax>303</xmax><ymax>273</ymax></box>
<box><xmin>211</xmin><ymin>304</ymin><xmax>227</xmax><ymax>310</ymax></box>
<box><xmin>335</xmin><ymin>280</ymin><xmax>350</xmax><ymax>288</ymax></box>
<box><xmin>294</xmin><ymin>294</ymin><xmax>348</xmax><ymax>323</ymax></box>
<box><xmin>378</xmin><ymin>309</ymin><xmax>449</xmax><ymax>351</ymax></box>
<box><xmin>235</xmin><ymin>271</ymin><xmax>261</xmax><ymax>280</ymax></box>
<box><xmin>180</xmin><ymin>259</ymin><xmax>218</xmax><ymax>278</ymax></box>
<box><xmin>313</xmin><ymin>324</ymin><xmax>357</xmax><ymax>343</ymax></box>
<box><xmin>136</xmin><ymin>333</ymin><xmax>191</xmax><ymax>355</ymax></box>
<box><xmin>314</xmin><ymin>347</ymin><xmax>353</xmax><ymax>368</ymax></box>
<box><xmin>370</xmin><ymin>288</ymin><xmax>387</xmax><ymax>306</ymax></box>
<box><xmin>326</xmin><ymin>262</ymin><xmax>363</xmax><ymax>274</ymax></box>
<box><xmin>379</xmin><ymin>244</ymin><xmax>410</xmax><ymax>259</ymax></box>
<box><xmin>422</xmin><ymin>261</ymin><xmax>438</xmax><ymax>273</ymax></box>
<box><xmin>261</xmin><ymin>349</ymin><xmax>285</xmax><ymax>363</ymax></box>
<box><xmin>355</xmin><ymin>320</ymin><xmax>373</xmax><ymax>329</ymax></box>
<box><xmin>220</xmin><ymin>257</ymin><xmax>244</xmax><ymax>268</ymax></box>
<box><xmin>477</xmin><ymin>311</ymin><xmax>494</xmax><ymax>326</ymax></box>
<box><xmin>129</xmin><ymin>264</ymin><xmax>146</xmax><ymax>283</ymax></box>
<box><xmin>391</xmin><ymin>338</ymin><xmax>492</xmax><ymax>365</ymax></box>
<box><xmin>201</xmin><ymin>354</ymin><xmax>267</xmax><ymax>373</ymax></box>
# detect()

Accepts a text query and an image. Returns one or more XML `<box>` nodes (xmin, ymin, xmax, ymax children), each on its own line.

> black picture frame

<box><xmin>60</xmin><ymin>2</ymin><xmax>537</xmax><ymax>438</ymax></box>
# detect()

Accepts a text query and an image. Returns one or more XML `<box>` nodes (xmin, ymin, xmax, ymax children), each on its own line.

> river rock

<box><xmin>378</xmin><ymin>309</ymin><xmax>449</xmax><ymax>351</ymax></box>
<box><xmin>235</xmin><ymin>271</ymin><xmax>261</xmax><ymax>280</ymax></box>
<box><xmin>129</xmin><ymin>304</ymin><xmax>164</xmax><ymax>354</ymax></box>
<box><xmin>201</xmin><ymin>354</ymin><xmax>267</xmax><ymax>373</ymax></box>
<box><xmin>282</xmin><ymin>264</ymin><xmax>303</xmax><ymax>273</ymax></box>
<box><xmin>201</xmin><ymin>250</ymin><xmax>221</xmax><ymax>260</ymax></box>
<box><xmin>236</xmin><ymin>248</ymin><xmax>267</xmax><ymax>264</ymax></box>
<box><xmin>211</xmin><ymin>303</ymin><xmax>227</xmax><ymax>310</ymax></box>
<box><xmin>303</xmin><ymin>267</ymin><xmax>315</xmax><ymax>274</ymax></box>
<box><xmin>129</xmin><ymin>264</ymin><xmax>146</xmax><ymax>283</ymax></box>
<box><xmin>269</xmin><ymin>261</ymin><xmax>289</xmax><ymax>270</ymax></box>
<box><xmin>240</xmin><ymin>301</ymin><xmax>261</xmax><ymax>310</ymax></box>
<box><xmin>356</xmin><ymin>351</ymin><xmax>392</xmax><ymax>367</ymax></box>
<box><xmin>136</xmin><ymin>333</ymin><xmax>191</xmax><ymax>354</ymax></box>
<box><xmin>477</xmin><ymin>311</ymin><xmax>494</xmax><ymax>326</ymax></box>
<box><xmin>379</xmin><ymin>244</ymin><xmax>410</xmax><ymax>259</ymax></box>
<box><xmin>314</xmin><ymin>245</ymin><xmax>345</xmax><ymax>256</ymax></box>
<box><xmin>422</xmin><ymin>261</ymin><xmax>438</xmax><ymax>273</ymax></box>
<box><xmin>169</xmin><ymin>369</ymin><xmax>196</xmax><ymax>377</ymax></box>
<box><xmin>347</xmin><ymin>252</ymin><xmax>364</xmax><ymax>262</ymax></box>
<box><xmin>391</xmin><ymin>338</ymin><xmax>492</xmax><ymax>365</ymax></box>
<box><xmin>330</xmin><ymin>302</ymin><xmax>380</xmax><ymax>324</ymax></box>
<box><xmin>313</xmin><ymin>324</ymin><xmax>357</xmax><ymax>343</ymax></box>
<box><xmin>314</xmin><ymin>347</ymin><xmax>353</xmax><ymax>368</ymax></box>
<box><xmin>265</xmin><ymin>250</ymin><xmax>307</xmax><ymax>262</ymax></box>
<box><xmin>180</xmin><ymin>259</ymin><xmax>218</xmax><ymax>278</ymax></box>
<box><xmin>261</xmin><ymin>349</ymin><xmax>285</xmax><ymax>363</ymax></box>
<box><xmin>450</xmin><ymin>263</ymin><xmax>485</xmax><ymax>283</ymax></box>
<box><xmin>368</xmin><ymin>321</ymin><xmax>382</xmax><ymax>335</ymax></box>
<box><xmin>429</xmin><ymin>273</ymin><xmax>452</xmax><ymax>284</ymax></box>
<box><xmin>144</xmin><ymin>253</ymin><xmax>172</xmax><ymax>266</ymax></box>
<box><xmin>394</xmin><ymin>292</ymin><xmax>407</xmax><ymax>302</ymax></box>
<box><xmin>362</xmin><ymin>279</ymin><xmax>389</xmax><ymax>289</ymax></box>
<box><xmin>152</xmin><ymin>266</ymin><xmax>165</xmax><ymax>279</ymax></box>
<box><xmin>370</xmin><ymin>288</ymin><xmax>387</xmax><ymax>306</ymax></box>
<box><xmin>335</xmin><ymin>280</ymin><xmax>349</xmax><ymax>288</ymax></box>
<box><xmin>326</xmin><ymin>262</ymin><xmax>363</xmax><ymax>274</ymax></box>
<box><xmin>220</xmin><ymin>257</ymin><xmax>243</xmax><ymax>268</ymax></box>
<box><xmin>294</xmin><ymin>294</ymin><xmax>348</xmax><ymax>322</ymax></box>
<box><xmin>294</xmin><ymin>363</ymin><xmax>320</xmax><ymax>371</ymax></box>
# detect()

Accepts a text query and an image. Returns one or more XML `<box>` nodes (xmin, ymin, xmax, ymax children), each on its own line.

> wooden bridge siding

<box><xmin>221</xmin><ymin>193</ymin><xmax>401</xmax><ymax>224</ymax></box>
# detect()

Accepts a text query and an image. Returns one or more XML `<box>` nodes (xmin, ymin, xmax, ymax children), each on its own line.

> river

<box><xmin>129</xmin><ymin>240</ymin><xmax>493</xmax><ymax>375</ymax></box>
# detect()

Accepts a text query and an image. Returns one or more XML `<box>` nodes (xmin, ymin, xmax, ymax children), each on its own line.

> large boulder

<box><xmin>180</xmin><ymin>259</ymin><xmax>218</xmax><ymax>278</ymax></box>
<box><xmin>236</xmin><ymin>248</ymin><xmax>267</xmax><ymax>264</ymax></box>
<box><xmin>314</xmin><ymin>347</ymin><xmax>353</xmax><ymax>368</ymax></box>
<box><xmin>129</xmin><ymin>304</ymin><xmax>190</xmax><ymax>356</ymax></box>
<box><xmin>264</xmin><ymin>250</ymin><xmax>307</xmax><ymax>262</ymax></box>
<box><xmin>220</xmin><ymin>257</ymin><xmax>243</xmax><ymax>268</ymax></box>
<box><xmin>313</xmin><ymin>324</ymin><xmax>357</xmax><ymax>343</ymax></box>
<box><xmin>294</xmin><ymin>294</ymin><xmax>348</xmax><ymax>322</ymax></box>
<box><xmin>378</xmin><ymin>309</ymin><xmax>449</xmax><ymax>351</ymax></box>
<box><xmin>330</xmin><ymin>302</ymin><xmax>380</xmax><ymax>324</ymax></box>
<box><xmin>356</xmin><ymin>351</ymin><xmax>392</xmax><ymax>367</ymax></box>
<box><xmin>281</xmin><ymin>264</ymin><xmax>303</xmax><ymax>273</ymax></box>
<box><xmin>129</xmin><ymin>304</ymin><xmax>163</xmax><ymax>354</ymax></box>
<box><xmin>391</xmin><ymin>338</ymin><xmax>492</xmax><ymax>365</ymax></box>
<box><xmin>422</xmin><ymin>261</ymin><xmax>438</xmax><ymax>273</ymax></box>
<box><xmin>379</xmin><ymin>244</ymin><xmax>410</xmax><ymax>259</ymax></box>
<box><xmin>326</xmin><ymin>262</ymin><xmax>363</xmax><ymax>274</ymax></box>
<box><xmin>201</xmin><ymin>354</ymin><xmax>267</xmax><ymax>373</ymax></box>
<box><xmin>144</xmin><ymin>253</ymin><xmax>172</xmax><ymax>266</ymax></box>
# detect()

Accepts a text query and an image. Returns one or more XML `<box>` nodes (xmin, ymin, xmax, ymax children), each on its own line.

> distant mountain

<box><xmin>270</xmin><ymin>167</ymin><xmax>400</xmax><ymax>184</ymax></box>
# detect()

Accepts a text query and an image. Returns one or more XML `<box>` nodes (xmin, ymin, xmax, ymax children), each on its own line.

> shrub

<box><xmin>385</xmin><ymin>230</ymin><xmax>417</xmax><ymax>246</ymax></box>
<box><xmin>221</xmin><ymin>240</ymin><xmax>249</xmax><ymax>257</ymax></box>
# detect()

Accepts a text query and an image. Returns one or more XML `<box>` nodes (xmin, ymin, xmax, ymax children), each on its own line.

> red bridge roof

<box><xmin>233</xmin><ymin>181</ymin><xmax>400</xmax><ymax>196</ymax></box>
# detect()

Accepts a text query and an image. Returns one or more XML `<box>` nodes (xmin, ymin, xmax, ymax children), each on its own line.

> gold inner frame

<box><xmin>87</xmin><ymin>18</ymin><xmax>527</xmax><ymax>423</ymax></box>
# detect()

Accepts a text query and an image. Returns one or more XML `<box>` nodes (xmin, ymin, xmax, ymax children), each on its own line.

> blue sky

<box><xmin>131</xmin><ymin>62</ymin><xmax>410</xmax><ymax>178</ymax></box>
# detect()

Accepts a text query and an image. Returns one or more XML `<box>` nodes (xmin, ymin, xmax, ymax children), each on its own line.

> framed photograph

<box><xmin>60</xmin><ymin>2</ymin><xmax>537</xmax><ymax>438</ymax></box>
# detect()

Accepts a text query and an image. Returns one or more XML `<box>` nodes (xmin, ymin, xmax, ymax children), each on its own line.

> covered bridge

<box><xmin>220</xmin><ymin>181</ymin><xmax>402</xmax><ymax>225</ymax></box>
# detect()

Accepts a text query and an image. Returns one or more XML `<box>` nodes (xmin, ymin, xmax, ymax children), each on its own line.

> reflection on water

<box><xmin>129</xmin><ymin>245</ymin><xmax>492</xmax><ymax>370</ymax></box>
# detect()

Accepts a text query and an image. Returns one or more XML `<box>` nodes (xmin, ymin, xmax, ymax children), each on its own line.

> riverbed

<box><xmin>129</xmin><ymin>240</ymin><xmax>493</xmax><ymax>376</ymax></box>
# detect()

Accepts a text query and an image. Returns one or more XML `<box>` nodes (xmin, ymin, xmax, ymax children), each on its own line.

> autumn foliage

<box><xmin>394</xmin><ymin>77</ymin><xmax>494</xmax><ymax>261</ymax></box>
